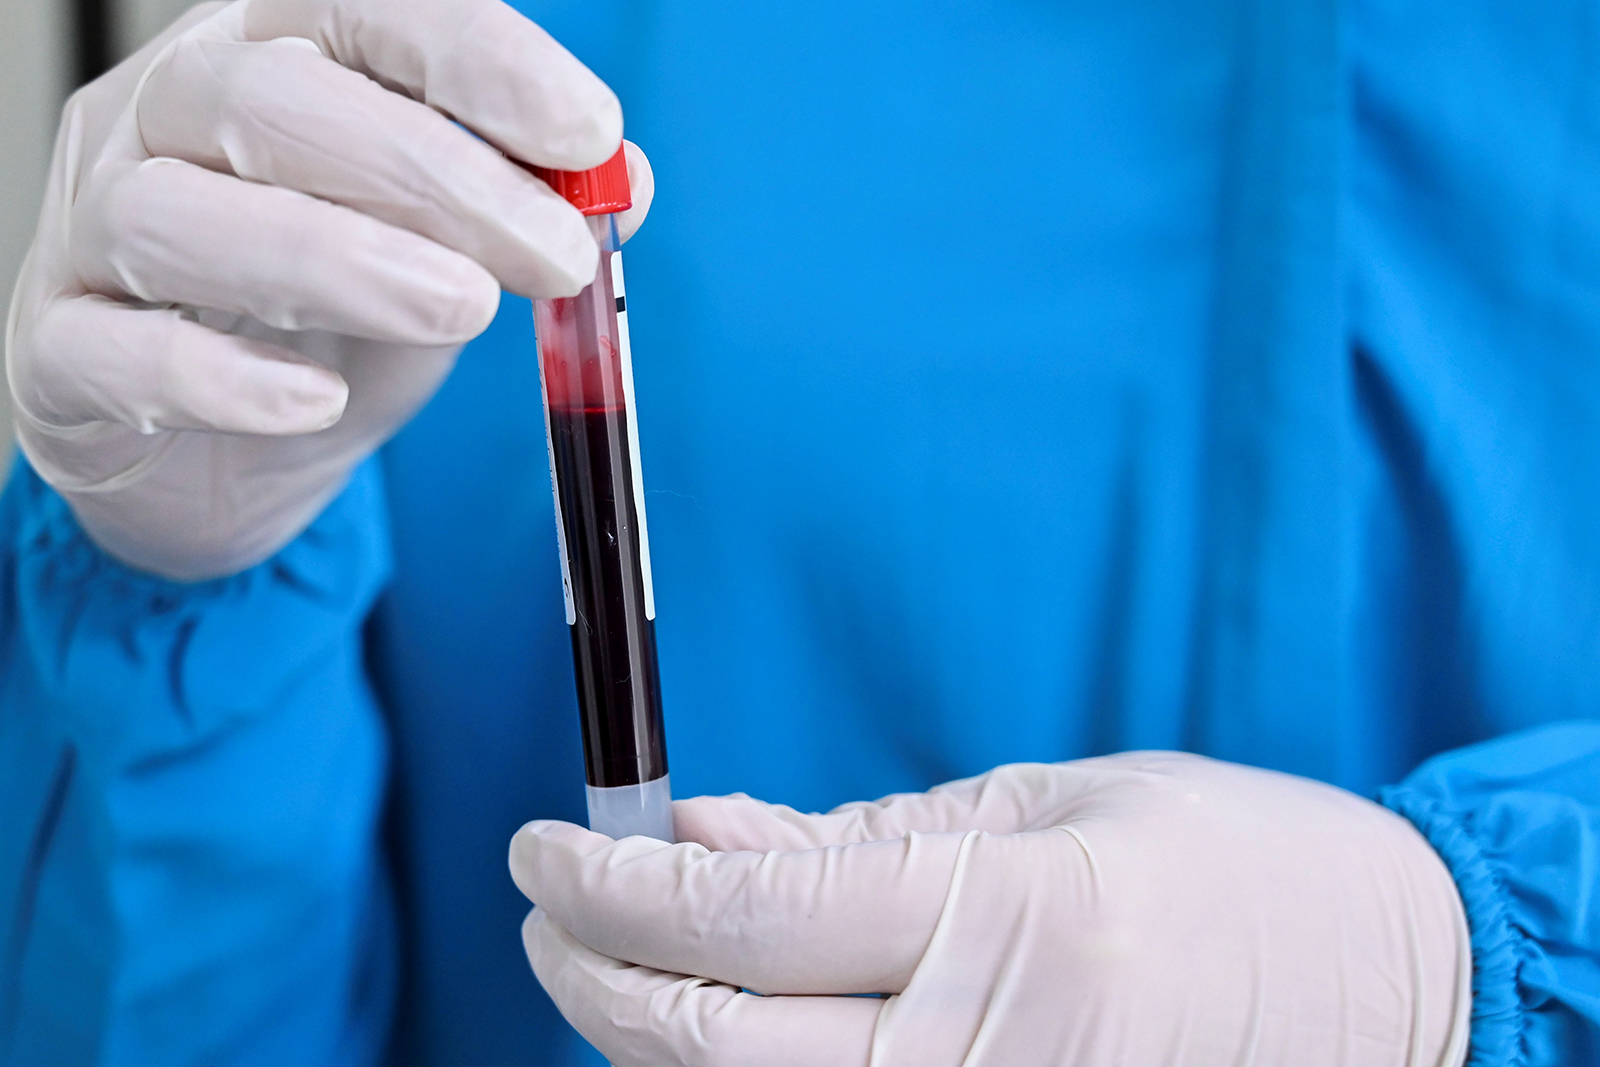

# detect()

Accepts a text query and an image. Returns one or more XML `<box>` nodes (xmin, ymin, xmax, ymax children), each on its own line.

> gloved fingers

<box><xmin>136</xmin><ymin>35</ymin><xmax>598</xmax><ymax>298</ymax></box>
<box><xmin>71</xmin><ymin>157</ymin><xmax>500</xmax><ymax>345</ymax></box>
<box><xmin>231</xmin><ymin>0</ymin><xmax>620</xmax><ymax>172</ymax></box>
<box><xmin>510</xmin><ymin>819</ymin><xmax>962</xmax><ymax>995</ymax></box>
<box><xmin>524</xmin><ymin>909</ymin><xmax>878</xmax><ymax>1067</ymax></box>
<box><xmin>17</xmin><ymin>295</ymin><xmax>347</xmax><ymax>434</ymax></box>
<box><xmin>615</xmin><ymin>141</ymin><xmax>654</xmax><ymax>244</ymax></box>
<box><xmin>672</xmin><ymin>793</ymin><xmax>930</xmax><ymax>852</ymax></box>
<box><xmin>675</xmin><ymin>763</ymin><xmax>1102</xmax><ymax>853</ymax></box>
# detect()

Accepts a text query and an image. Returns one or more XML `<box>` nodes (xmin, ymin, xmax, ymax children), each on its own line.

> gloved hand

<box><xmin>511</xmin><ymin>753</ymin><xmax>1472</xmax><ymax>1067</ymax></box>
<box><xmin>5</xmin><ymin>0</ymin><xmax>652</xmax><ymax>580</ymax></box>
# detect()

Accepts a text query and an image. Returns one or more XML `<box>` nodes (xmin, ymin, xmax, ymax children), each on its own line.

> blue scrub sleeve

<box><xmin>1381</xmin><ymin>724</ymin><xmax>1600</xmax><ymax>1067</ymax></box>
<box><xmin>0</xmin><ymin>458</ymin><xmax>396</xmax><ymax>1067</ymax></box>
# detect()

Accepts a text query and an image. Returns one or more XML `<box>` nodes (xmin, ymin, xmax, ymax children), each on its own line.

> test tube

<box><xmin>527</xmin><ymin>148</ymin><xmax>673</xmax><ymax>842</ymax></box>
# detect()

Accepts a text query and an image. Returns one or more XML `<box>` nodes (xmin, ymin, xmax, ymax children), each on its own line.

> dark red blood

<box><xmin>547</xmin><ymin>403</ymin><xmax>667</xmax><ymax>788</ymax></box>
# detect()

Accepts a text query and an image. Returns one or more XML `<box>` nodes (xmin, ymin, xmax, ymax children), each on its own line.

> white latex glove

<box><xmin>511</xmin><ymin>753</ymin><xmax>1472</xmax><ymax>1067</ymax></box>
<box><xmin>6</xmin><ymin>0</ymin><xmax>653</xmax><ymax>580</ymax></box>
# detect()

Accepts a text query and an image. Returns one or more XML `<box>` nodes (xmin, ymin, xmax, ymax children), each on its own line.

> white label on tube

<box><xmin>536</xmin><ymin>329</ymin><xmax>578</xmax><ymax>625</ymax></box>
<box><xmin>612</xmin><ymin>251</ymin><xmax>657</xmax><ymax>621</ymax></box>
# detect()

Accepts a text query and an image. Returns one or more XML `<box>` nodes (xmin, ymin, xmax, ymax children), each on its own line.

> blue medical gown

<box><xmin>4</xmin><ymin>0</ymin><xmax>1600</xmax><ymax>1064</ymax></box>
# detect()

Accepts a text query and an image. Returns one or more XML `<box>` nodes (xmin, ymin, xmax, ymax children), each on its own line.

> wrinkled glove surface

<box><xmin>512</xmin><ymin>753</ymin><xmax>1471</xmax><ymax>1067</ymax></box>
<box><xmin>6</xmin><ymin>0</ymin><xmax>651</xmax><ymax>579</ymax></box>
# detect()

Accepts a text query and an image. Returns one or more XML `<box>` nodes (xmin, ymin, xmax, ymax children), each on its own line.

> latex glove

<box><xmin>511</xmin><ymin>753</ymin><xmax>1472</xmax><ymax>1067</ymax></box>
<box><xmin>6</xmin><ymin>0</ymin><xmax>653</xmax><ymax>580</ymax></box>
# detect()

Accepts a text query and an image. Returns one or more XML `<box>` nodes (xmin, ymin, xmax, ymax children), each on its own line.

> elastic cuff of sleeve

<box><xmin>3</xmin><ymin>455</ymin><xmax>393</xmax><ymax>747</ymax></box>
<box><xmin>1380</xmin><ymin>785</ymin><xmax>1530</xmax><ymax>1067</ymax></box>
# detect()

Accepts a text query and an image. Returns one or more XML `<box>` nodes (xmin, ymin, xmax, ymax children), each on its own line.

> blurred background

<box><xmin>0</xmin><ymin>0</ymin><xmax>192</xmax><ymax>461</ymax></box>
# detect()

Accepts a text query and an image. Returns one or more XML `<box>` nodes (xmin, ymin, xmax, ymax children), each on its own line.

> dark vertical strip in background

<box><xmin>1182</xmin><ymin>0</ymin><xmax>1344</xmax><ymax>775</ymax></box>
<box><xmin>72</xmin><ymin>0</ymin><xmax>113</xmax><ymax>85</ymax></box>
<box><xmin>0</xmin><ymin>746</ymin><xmax>77</xmax><ymax>1056</ymax></box>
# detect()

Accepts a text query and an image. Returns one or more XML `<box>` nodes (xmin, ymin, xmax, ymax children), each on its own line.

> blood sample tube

<box><xmin>528</xmin><ymin>148</ymin><xmax>672</xmax><ymax>842</ymax></box>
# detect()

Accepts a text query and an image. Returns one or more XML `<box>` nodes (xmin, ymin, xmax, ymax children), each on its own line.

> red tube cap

<box><xmin>525</xmin><ymin>145</ymin><xmax>632</xmax><ymax>216</ymax></box>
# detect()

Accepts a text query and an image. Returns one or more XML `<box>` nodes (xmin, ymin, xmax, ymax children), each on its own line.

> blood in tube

<box><xmin>544</xmin><ymin>392</ymin><xmax>667</xmax><ymax>789</ymax></box>
<box><xmin>530</xmin><ymin>148</ymin><xmax>672</xmax><ymax>840</ymax></box>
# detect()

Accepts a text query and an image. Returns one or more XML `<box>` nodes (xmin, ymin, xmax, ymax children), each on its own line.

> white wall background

<box><xmin>0</xmin><ymin>0</ymin><xmax>68</xmax><ymax>463</ymax></box>
<box><xmin>116</xmin><ymin>0</ymin><xmax>201</xmax><ymax>61</ymax></box>
<box><xmin>0</xmin><ymin>0</ymin><xmax>195</xmax><ymax>464</ymax></box>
